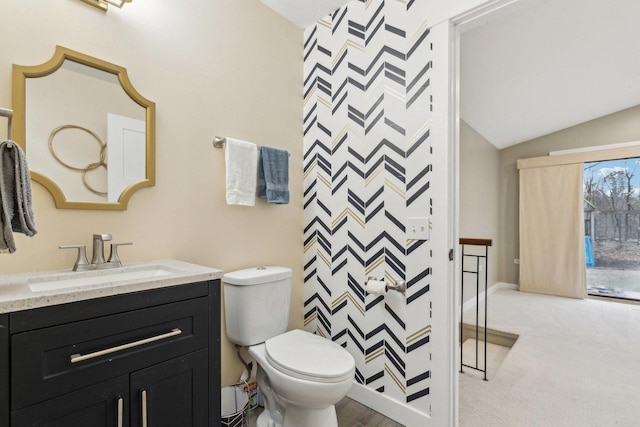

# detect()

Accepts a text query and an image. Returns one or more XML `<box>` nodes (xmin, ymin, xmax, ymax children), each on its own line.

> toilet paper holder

<box><xmin>366</xmin><ymin>276</ymin><xmax>406</xmax><ymax>295</ymax></box>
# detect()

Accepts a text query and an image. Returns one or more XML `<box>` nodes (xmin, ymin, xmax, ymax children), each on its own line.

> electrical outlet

<box><xmin>514</xmin><ymin>258</ymin><xmax>520</xmax><ymax>264</ymax></box>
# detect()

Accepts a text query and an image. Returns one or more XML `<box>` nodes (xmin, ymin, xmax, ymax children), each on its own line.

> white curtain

<box><xmin>519</xmin><ymin>163</ymin><xmax>586</xmax><ymax>299</ymax></box>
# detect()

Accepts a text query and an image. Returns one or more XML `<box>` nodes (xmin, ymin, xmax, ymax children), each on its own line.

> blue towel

<box><xmin>258</xmin><ymin>147</ymin><xmax>289</xmax><ymax>204</ymax></box>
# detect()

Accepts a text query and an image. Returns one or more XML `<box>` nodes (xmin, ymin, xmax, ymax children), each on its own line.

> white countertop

<box><xmin>0</xmin><ymin>259</ymin><xmax>223</xmax><ymax>314</ymax></box>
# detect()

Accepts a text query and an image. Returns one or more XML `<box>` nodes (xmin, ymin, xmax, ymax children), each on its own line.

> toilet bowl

<box><xmin>222</xmin><ymin>267</ymin><xmax>355</xmax><ymax>427</ymax></box>
<box><xmin>248</xmin><ymin>329</ymin><xmax>355</xmax><ymax>427</ymax></box>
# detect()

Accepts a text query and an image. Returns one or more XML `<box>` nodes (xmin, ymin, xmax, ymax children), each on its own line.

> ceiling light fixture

<box><xmin>80</xmin><ymin>0</ymin><xmax>132</xmax><ymax>12</ymax></box>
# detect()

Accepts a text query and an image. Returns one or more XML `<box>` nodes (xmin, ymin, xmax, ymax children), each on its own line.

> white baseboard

<box><xmin>347</xmin><ymin>381</ymin><xmax>429</xmax><ymax>427</ymax></box>
<box><xmin>461</xmin><ymin>282</ymin><xmax>517</xmax><ymax>313</ymax></box>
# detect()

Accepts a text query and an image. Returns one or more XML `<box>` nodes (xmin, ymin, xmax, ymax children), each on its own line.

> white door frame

<box><xmin>443</xmin><ymin>0</ymin><xmax>541</xmax><ymax>425</ymax></box>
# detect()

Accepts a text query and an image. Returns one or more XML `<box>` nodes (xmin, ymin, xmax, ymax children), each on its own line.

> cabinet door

<box><xmin>11</xmin><ymin>375</ymin><xmax>129</xmax><ymax>427</ymax></box>
<box><xmin>130</xmin><ymin>350</ymin><xmax>208</xmax><ymax>427</ymax></box>
<box><xmin>1</xmin><ymin>314</ymin><xmax>8</xmax><ymax>427</ymax></box>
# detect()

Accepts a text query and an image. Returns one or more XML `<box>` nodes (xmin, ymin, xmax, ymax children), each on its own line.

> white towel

<box><xmin>225</xmin><ymin>138</ymin><xmax>257</xmax><ymax>206</ymax></box>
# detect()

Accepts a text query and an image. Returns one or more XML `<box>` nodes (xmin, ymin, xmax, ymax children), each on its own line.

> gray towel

<box><xmin>258</xmin><ymin>146</ymin><xmax>289</xmax><ymax>204</ymax></box>
<box><xmin>0</xmin><ymin>140</ymin><xmax>37</xmax><ymax>253</ymax></box>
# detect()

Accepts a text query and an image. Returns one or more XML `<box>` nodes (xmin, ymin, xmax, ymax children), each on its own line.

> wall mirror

<box><xmin>12</xmin><ymin>45</ymin><xmax>155</xmax><ymax>210</ymax></box>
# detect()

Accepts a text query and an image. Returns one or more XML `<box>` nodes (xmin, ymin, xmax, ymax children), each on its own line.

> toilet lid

<box><xmin>265</xmin><ymin>330</ymin><xmax>355</xmax><ymax>383</ymax></box>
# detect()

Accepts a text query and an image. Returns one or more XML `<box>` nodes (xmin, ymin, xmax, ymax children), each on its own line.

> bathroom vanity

<box><xmin>0</xmin><ymin>259</ymin><xmax>222</xmax><ymax>427</ymax></box>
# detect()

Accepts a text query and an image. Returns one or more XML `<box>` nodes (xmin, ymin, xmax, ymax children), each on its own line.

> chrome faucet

<box><xmin>92</xmin><ymin>233</ymin><xmax>112</xmax><ymax>264</ymax></box>
<box><xmin>60</xmin><ymin>233</ymin><xmax>132</xmax><ymax>271</ymax></box>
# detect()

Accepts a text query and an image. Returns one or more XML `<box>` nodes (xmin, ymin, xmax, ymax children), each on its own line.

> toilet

<box><xmin>223</xmin><ymin>266</ymin><xmax>355</xmax><ymax>427</ymax></box>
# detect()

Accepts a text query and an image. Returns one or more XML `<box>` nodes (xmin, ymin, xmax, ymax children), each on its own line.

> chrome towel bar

<box><xmin>0</xmin><ymin>107</ymin><xmax>12</xmax><ymax>140</ymax></box>
<box><xmin>213</xmin><ymin>135</ymin><xmax>290</xmax><ymax>156</ymax></box>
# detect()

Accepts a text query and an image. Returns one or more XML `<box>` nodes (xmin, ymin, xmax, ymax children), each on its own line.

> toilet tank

<box><xmin>223</xmin><ymin>266</ymin><xmax>292</xmax><ymax>346</ymax></box>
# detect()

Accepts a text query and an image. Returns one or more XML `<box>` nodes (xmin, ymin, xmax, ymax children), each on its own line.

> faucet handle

<box><xmin>59</xmin><ymin>245</ymin><xmax>90</xmax><ymax>271</ymax></box>
<box><xmin>108</xmin><ymin>242</ymin><xmax>132</xmax><ymax>266</ymax></box>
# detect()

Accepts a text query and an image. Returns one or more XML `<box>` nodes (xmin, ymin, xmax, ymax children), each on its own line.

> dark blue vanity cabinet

<box><xmin>0</xmin><ymin>280</ymin><xmax>221</xmax><ymax>427</ymax></box>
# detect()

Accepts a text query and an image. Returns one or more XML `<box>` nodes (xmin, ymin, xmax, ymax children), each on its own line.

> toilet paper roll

<box><xmin>365</xmin><ymin>278</ymin><xmax>387</xmax><ymax>295</ymax></box>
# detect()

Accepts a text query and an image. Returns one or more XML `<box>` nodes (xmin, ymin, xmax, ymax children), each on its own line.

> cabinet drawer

<box><xmin>11</xmin><ymin>297</ymin><xmax>208</xmax><ymax>410</ymax></box>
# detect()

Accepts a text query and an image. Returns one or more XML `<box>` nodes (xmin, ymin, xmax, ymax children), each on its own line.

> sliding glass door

<box><xmin>584</xmin><ymin>158</ymin><xmax>640</xmax><ymax>301</ymax></box>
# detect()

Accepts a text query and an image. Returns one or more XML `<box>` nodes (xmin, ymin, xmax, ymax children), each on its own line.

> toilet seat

<box><xmin>265</xmin><ymin>329</ymin><xmax>355</xmax><ymax>383</ymax></box>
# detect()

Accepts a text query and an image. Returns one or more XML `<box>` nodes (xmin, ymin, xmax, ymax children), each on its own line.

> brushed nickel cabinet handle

<box><xmin>117</xmin><ymin>396</ymin><xmax>123</xmax><ymax>427</ymax></box>
<box><xmin>70</xmin><ymin>328</ymin><xmax>182</xmax><ymax>363</ymax></box>
<box><xmin>141</xmin><ymin>389</ymin><xmax>148</xmax><ymax>427</ymax></box>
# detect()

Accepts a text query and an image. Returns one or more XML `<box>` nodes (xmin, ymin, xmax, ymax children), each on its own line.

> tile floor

<box><xmin>247</xmin><ymin>397</ymin><xmax>403</xmax><ymax>427</ymax></box>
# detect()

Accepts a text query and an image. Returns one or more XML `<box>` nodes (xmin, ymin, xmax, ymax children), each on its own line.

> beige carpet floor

<box><xmin>461</xmin><ymin>339</ymin><xmax>511</xmax><ymax>381</ymax></box>
<box><xmin>459</xmin><ymin>288</ymin><xmax>640</xmax><ymax>427</ymax></box>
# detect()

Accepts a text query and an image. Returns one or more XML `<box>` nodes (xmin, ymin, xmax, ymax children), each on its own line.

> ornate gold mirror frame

<box><xmin>12</xmin><ymin>45</ymin><xmax>156</xmax><ymax>210</ymax></box>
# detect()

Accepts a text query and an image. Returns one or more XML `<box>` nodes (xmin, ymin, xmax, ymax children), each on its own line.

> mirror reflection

<box><xmin>12</xmin><ymin>46</ymin><xmax>155</xmax><ymax>210</ymax></box>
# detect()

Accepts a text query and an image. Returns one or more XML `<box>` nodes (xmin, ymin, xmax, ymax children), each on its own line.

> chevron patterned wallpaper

<box><xmin>303</xmin><ymin>0</ymin><xmax>434</xmax><ymax>414</ymax></box>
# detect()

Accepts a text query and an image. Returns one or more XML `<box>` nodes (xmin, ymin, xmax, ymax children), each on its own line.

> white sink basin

<box><xmin>28</xmin><ymin>264</ymin><xmax>177</xmax><ymax>292</ymax></box>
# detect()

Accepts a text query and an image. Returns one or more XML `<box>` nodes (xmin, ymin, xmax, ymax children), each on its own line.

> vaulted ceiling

<box><xmin>258</xmin><ymin>0</ymin><xmax>640</xmax><ymax>150</ymax></box>
<box><xmin>461</xmin><ymin>0</ymin><xmax>640</xmax><ymax>149</ymax></box>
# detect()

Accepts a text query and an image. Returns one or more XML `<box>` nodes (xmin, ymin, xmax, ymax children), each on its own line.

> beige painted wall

<box><xmin>499</xmin><ymin>104</ymin><xmax>640</xmax><ymax>284</ymax></box>
<box><xmin>459</xmin><ymin>120</ymin><xmax>499</xmax><ymax>301</ymax></box>
<box><xmin>0</xmin><ymin>0</ymin><xmax>303</xmax><ymax>387</ymax></box>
